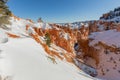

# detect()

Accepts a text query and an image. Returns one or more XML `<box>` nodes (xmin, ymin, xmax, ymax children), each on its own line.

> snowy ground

<box><xmin>89</xmin><ymin>29</ymin><xmax>120</xmax><ymax>80</ymax></box>
<box><xmin>0</xmin><ymin>38</ymin><xmax>98</xmax><ymax>80</ymax></box>
<box><xmin>89</xmin><ymin>30</ymin><xmax>120</xmax><ymax>47</ymax></box>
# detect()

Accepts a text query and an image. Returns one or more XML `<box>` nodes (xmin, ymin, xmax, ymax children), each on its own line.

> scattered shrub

<box><xmin>45</xmin><ymin>33</ymin><xmax>51</xmax><ymax>47</ymax></box>
<box><xmin>47</xmin><ymin>56</ymin><xmax>57</xmax><ymax>64</ymax></box>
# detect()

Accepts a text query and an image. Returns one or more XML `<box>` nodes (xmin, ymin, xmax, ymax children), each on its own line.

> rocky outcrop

<box><xmin>6</xmin><ymin>32</ymin><xmax>20</xmax><ymax>38</ymax></box>
<box><xmin>100</xmin><ymin>7</ymin><xmax>120</xmax><ymax>22</ymax></box>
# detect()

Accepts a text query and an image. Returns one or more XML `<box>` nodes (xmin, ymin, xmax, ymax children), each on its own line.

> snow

<box><xmin>34</xmin><ymin>22</ymin><xmax>52</xmax><ymax>30</ymax></box>
<box><xmin>0</xmin><ymin>37</ymin><xmax>97</xmax><ymax>80</ymax></box>
<box><xmin>0</xmin><ymin>29</ymin><xmax>8</xmax><ymax>43</ymax></box>
<box><xmin>75</xmin><ymin>59</ymin><xmax>98</xmax><ymax>77</ymax></box>
<box><xmin>89</xmin><ymin>29</ymin><xmax>120</xmax><ymax>80</ymax></box>
<box><xmin>97</xmin><ymin>50</ymin><xmax>120</xmax><ymax>80</ymax></box>
<box><xmin>4</xmin><ymin>17</ymin><xmax>52</xmax><ymax>38</ymax></box>
<box><xmin>106</xmin><ymin>16</ymin><xmax>120</xmax><ymax>22</ymax></box>
<box><xmin>58</xmin><ymin>21</ymin><xmax>90</xmax><ymax>29</ymax></box>
<box><xmin>6</xmin><ymin>17</ymin><xmax>31</xmax><ymax>37</ymax></box>
<box><xmin>89</xmin><ymin>30</ymin><xmax>120</xmax><ymax>47</ymax></box>
<box><xmin>0</xmin><ymin>16</ymin><xmax>101</xmax><ymax>80</ymax></box>
<box><xmin>64</xmin><ymin>33</ymin><xmax>70</xmax><ymax>40</ymax></box>
<box><xmin>84</xmin><ymin>23</ymin><xmax>89</xmax><ymax>27</ymax></box>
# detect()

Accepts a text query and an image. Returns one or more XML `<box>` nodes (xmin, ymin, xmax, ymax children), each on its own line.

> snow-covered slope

<box><xmin>0</xmin><ymin>38</ymin><xmax>97</xmax><ymax>80</ymax></box>
<box><xmin>0</xmin><ymin>16</ymin><xmax>99</xmax><ymax>80</ymax></box>
<box><xmin>90</xmin><ymin>30</ymin><xmax>120</xmax><ymax>47</ymax></box>
<box><xmin>87</xmin><ymin>30</ymin><xmax>120</xmax><ymax>80</ymax></box>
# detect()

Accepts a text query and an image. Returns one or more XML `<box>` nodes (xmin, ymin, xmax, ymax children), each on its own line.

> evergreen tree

<box><xmin>0</xmin><ymin>0</ymin><xmax>11</xmax><ymax>26</ymax></box>
<box><xmin>45</xmin><ymin>33</ymin><xmax>51</xmax><ymax>47</ymax></box>
<box><xmin>0</xmin><ymin>0</ymin><xmax>10</xmax><ymax>15</ymax></box>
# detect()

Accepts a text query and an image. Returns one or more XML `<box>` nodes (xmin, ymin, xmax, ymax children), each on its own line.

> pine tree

<box><xmin>0</xmin><ymin>0</ymin><xmax>11</xmax><ymax>27</ymax></box>
<box><xmin>0</xmin><ymin>0</ymin><xmax>11</xmax><ymax>15</ymax></box>
<box><xmin>45</xmin><ymin>33</ymin><xmax>51</xmax><ymax>47</ymax></box>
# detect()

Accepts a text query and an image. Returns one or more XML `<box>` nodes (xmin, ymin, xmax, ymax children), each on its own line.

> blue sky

<box><xmin>7</xmin><ymin>0</ymin><xmax>120</xmax><ymax>23</ymax></box>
